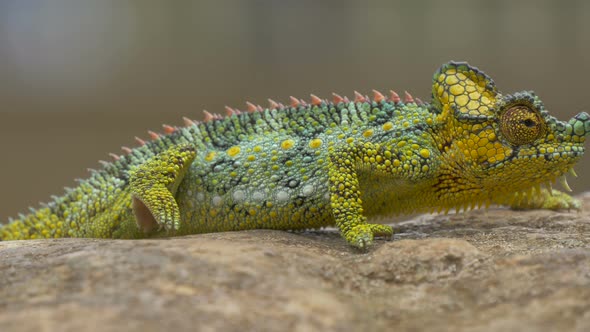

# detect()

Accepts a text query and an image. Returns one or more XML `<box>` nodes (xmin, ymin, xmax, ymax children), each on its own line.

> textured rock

<box><xmin>2</xmin><ymin>194</ymin><xmax>590</xmax><ymax>332</ymax></box>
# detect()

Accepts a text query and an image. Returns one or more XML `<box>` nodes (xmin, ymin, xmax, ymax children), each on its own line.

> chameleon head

<box><xmin>431</xmin><ymin>62</ymin><xmax>589</xmax><ymax>200</ymax></box>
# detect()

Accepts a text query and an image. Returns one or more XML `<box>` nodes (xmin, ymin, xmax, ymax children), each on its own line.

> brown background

<box><xmin>1</xmin><ymin>0</ymin><xmax>589</xmax><ymax>221</ymax></box>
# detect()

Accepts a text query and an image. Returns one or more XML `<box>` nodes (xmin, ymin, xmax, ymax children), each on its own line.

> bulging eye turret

<box><xmin>500</xmin><ymin>105</ymin><xmax>544</xmax><ymax>145</ymax></box>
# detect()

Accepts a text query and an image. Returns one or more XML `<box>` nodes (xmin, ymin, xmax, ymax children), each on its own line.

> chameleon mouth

<box><xmin>514</xmin><ymin>152</ymin><xmax>581</xmax><ymax>194</ymax></box>
<box><xmin>511</xmin><ymin>148</ymin><xmax>584</xmax><ymax>163</ymax></box>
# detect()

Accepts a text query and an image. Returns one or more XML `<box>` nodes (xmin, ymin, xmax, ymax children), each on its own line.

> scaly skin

<box><xmin>1</xmin><ymin>62</ymin><xmax>589</xmax><ymax>249</ymax></box>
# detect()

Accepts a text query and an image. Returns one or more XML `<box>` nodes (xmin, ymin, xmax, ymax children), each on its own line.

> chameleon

<box><xmin>1</xmin><ymin>61</ymin><xmax>588</xmax><ymax>249</ymax></box>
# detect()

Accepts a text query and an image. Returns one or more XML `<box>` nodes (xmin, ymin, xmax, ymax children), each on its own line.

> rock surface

<box><xmin>2</xmin><ymin>194</ymin><xmax>590</xmax><ymax>332</ymax></box>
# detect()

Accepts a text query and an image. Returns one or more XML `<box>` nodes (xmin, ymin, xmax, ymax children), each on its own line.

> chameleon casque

<box><xmin>1</xmin><ymin>61</ymin><xmax>589</xmax><ymax>248</ymax></box>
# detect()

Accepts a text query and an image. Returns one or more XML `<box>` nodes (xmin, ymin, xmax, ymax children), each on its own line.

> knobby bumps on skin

<box><xmin>1</xmin><ymin>61</ymin><xmax>589</xmax><ymax>249</ymax></box>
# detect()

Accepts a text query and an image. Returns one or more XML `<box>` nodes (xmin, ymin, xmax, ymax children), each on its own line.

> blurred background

<box><xmin>1</xmin><ymin>0</ymin><xmax>589</xmax><ymax>221</ymax></box>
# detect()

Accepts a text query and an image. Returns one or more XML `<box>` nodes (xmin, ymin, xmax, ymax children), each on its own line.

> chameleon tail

<box><xmin>0</xmin><ymin>208</ymin><xmax>63</xmax><ymax>240</ymax></box>
<box><xmin>0</xmin><ymin>144</ymin><xmax>197</xmax><ymax>241</ymax></box>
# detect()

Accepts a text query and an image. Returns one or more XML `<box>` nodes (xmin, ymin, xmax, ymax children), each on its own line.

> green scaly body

<box><xmin>2</xmin><ymin>62</ymin><xmax>589</xmax><ymax>248</ymax></box>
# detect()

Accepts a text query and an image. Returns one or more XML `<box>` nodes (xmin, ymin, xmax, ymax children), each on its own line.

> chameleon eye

<box><xmin>500</xmin><ymin>105</ymin><xmax>544</xmax><ymax>145</ymax></box>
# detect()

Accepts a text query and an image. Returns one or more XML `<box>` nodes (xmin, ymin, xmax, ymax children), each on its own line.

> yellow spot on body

<box><xmin>281</xmin><ymin>139</ymin><xmax>295</xmax><ymax>150</ymax></box>
<box><xmin>247</xmin><ymin>155</ymin><xmax>256</xmax><ymax>161</ymax></box>
<box><xmin>309</xmin><ymin>138</ymin><xmax>322</xmax><ymax>149</ymax></box>
<box><xmin>253</xmin><ymin>146</ymin><xmax>262</xmax><ymax>152</ymax></box>
<box><xmin>382</xmin><ymin>122</ymin><xmax>393</xmax><ymax>131</ymax></box>
<box><xmin>227</xmin><ymin>146</ymin><xmax>241</xmax><ymax>157</ymax></box>
<box><xmin>419</xmin><ymin>149</ymin><xmax>430</xmax><ymax>158</ymax></box>
<box><xmin>363</xmin><ymin>129</ymin><xmax>373</xmax><ymax>138</ymax></box>
<box><xmin>346</xmin><ymin>137</ymin><xmax>354</xmax><ymax>144</ymax></box>
<box><xmin>205</xmin><ymin>151</ymin><xmax>216</xmax><ymax>162</ymax></box>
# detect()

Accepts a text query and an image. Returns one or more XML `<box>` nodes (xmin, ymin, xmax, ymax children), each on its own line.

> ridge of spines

<box><xmin>102</xmin><ymin>90</ymin><xmax>425</xmax><ymax>174</ymax></box>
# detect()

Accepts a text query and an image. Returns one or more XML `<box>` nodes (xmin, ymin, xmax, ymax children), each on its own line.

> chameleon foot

<box><xmin>510</xmin><ymin>188</ymin><xmax>581</xmax><ymax>211</ymax></box>
<box><xmin>344</xmin><ymin>223</ymin><xmax>393</xmax><ymax>249</ymax></box>
<box><xmin>129</xmin><ymin>145</ymin><xmax>196</xmax><ymax>234</ymax></box>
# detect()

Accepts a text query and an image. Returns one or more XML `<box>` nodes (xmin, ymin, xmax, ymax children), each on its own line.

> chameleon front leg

<box><xmin>328</xmin><ymin>145</ymin><xmax>393</xmax><ymax>249</ymax></box>
<box><xmin>129</xmin><ymin>145</ymin><xmax>196</xmax><ymax>234</ymax></box>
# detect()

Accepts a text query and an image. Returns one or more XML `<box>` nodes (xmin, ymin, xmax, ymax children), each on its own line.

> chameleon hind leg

<box><xmin>328</xmin><ymin>145</ymin><xmax>394</xmax><ymax>249</ymax></box>
<box><xmin>129</xmin><ymin>145</ymin><xmax>196</xmax><ymax>234</ymax></box>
